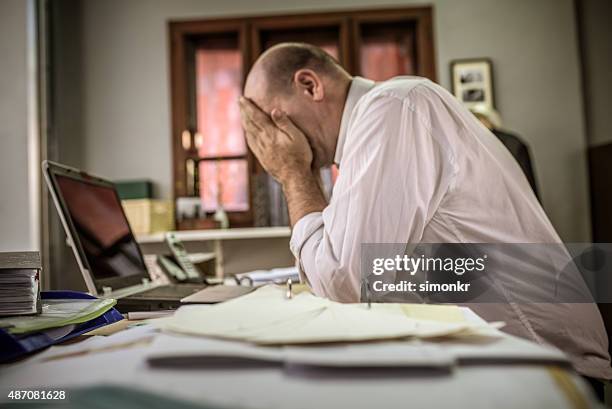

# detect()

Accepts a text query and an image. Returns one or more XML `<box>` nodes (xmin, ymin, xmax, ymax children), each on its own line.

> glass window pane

<box><xmin>359</xmin><ymin>24</ymin><xmax>416</xmax><ymax>81</ymax></box>
<box><xmin>361</xmin><ymin>41</ymin><xmax>414</xmax><ymax>81</ymax></box>
<box><xmin>195</xmin><ymin>47</ymin><xmax>246</xmax><ymax>158</ymax></box>
<box><xmin>199</xmin><ymin>159</ymin><xmax>249</xmax><ymax>212</ymax></box>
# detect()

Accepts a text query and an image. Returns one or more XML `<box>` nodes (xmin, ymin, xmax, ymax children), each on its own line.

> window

<box><xmin>169</xmin><ymin>7</ymin><xmax>435</xmax><ymax>229</ymax></box>
<box><xmin>359</xmin><ymin>22</ymin><xmax>417</xmax><ymax>80</ymax></box>
<box><xmin>194</xmin><ymin>40</ymin><xmax>248</xmax><ymax>213</ymax></box>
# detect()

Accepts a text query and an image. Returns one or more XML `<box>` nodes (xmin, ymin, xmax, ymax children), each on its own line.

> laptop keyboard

<box><xmin>134</xmin><ymin>284</ymin><xmax>206</xmax><ymax>300</ymax></box>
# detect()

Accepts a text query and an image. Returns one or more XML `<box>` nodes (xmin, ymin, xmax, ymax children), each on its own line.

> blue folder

<box><xmin>0</xmin><ymin>290</ymin><xmax>123</xmax><ymax>363</ymax></box>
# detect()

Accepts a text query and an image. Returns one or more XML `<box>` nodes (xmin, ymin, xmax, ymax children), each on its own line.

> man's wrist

<box><xmin>278</xmin><ymin>167</ymin><xmax>315</xmax><ymax>187</ymax></box>
<box><xmin>279</xmin><ymin>166</ymin><xmax>327</xmax><ymax>227</ymax></box>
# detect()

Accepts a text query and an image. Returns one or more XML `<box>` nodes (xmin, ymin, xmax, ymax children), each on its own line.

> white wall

<box><xmin>72</xmin><ymin>0</ymin><xmax>590</xmax><ymax>241</ymax></box>
<box><xmin>0</xmin><ymin>0</ymin><xmax>34</xmax><ymax>251</ymax></box>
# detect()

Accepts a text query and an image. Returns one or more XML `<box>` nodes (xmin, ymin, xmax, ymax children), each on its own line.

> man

<box><xmin>239</xmin><ymin>43</ymin><xmax>611</xmax><ymax>380</ymax></box>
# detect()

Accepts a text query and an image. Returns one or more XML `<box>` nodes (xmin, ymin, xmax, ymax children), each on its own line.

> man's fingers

<box><xmin>244</xmin><ymin>131</ymin><xmax>257</xmax><ymax>150</ymax></box>
<box><xmin>239</xmin><ymin>106</ymin><xmax>268</xmax><ymax>142</ymax></box>
<box><xmin>240</xmin><ymin>105</ymin><xmax>264</xmax><ymax>133</ymax></box>
<box><xmin>244</xmin><ymin>131</ymin><xmax>264</xmax><ymax>154</ymax></box>
<box><xmin>240</xmin><ymin>112</ymin><xmax>262</xmax><ymax>135</ymax></box>
<box><xmin>242</xmin><ymin>115</ymin><xmax>272</xmax><ymax>150</ymax></box>
<box><xmin>271</xmin><ymin>109</ymin><xmax>303</xmax><ymax>140</ymax></box>
<box><xmin>239</xmin><ymin>97</ymin><xmax>274</xmax><ymax>130</ymax></box>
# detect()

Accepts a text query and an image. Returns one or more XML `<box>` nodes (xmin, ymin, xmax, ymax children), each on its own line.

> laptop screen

<box><xmin>54</xmin><ymin>174</ymin><xmax>149</xmax><ymax>281</ymax></box>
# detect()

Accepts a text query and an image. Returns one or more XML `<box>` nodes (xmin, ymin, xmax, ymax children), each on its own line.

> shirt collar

<box><xmin>334</xmin><ymin>77</ymin><xmax>376</xmax><ymax>165</ymax></box>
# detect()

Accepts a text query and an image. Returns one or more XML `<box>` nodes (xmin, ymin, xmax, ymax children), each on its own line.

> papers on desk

<box><xmin>146</xmin><ymin>331</ymin><xmax>568</xmax><ymax>370</ymax></box>
<box><xmin>151</xmin><ymin>285</ymin><xmax>500</xmax><ymax>345</ymax></box>
<box><xmin>146</xmin><ymin>286</ymin><xmax>565</xmax><ymax>369</ymax></box>
<box><xmin>18</xmin><ymin>285</ymin><xmax>566</xmax><ymax>375</ymax></box>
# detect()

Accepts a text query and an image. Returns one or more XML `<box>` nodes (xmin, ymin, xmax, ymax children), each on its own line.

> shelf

<box><xmin>136</xmin><ymin>226</ymin><xmax>291</xmax><ymax>244</ymax></box>
<box><xmin>187</xmin><ymin>252</ymin><xmax>217</xmax><ymax>263</ymax></box>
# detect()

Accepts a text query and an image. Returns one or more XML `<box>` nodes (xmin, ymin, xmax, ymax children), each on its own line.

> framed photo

<box><xmin>450</xmin><ymin>59</ymin><xmax>495</xmax><ymax>109</ymax></box>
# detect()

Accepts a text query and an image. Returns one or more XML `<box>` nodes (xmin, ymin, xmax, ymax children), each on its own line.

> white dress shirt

<box><xmin>290</xmin><ymin>76</ymin><xmax>611</xmax><ymax>379</ymax></box>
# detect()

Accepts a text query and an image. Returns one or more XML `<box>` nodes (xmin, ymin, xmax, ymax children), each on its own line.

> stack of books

<box><xmin>0</xmin><ymin>252</ymin><xmax>42</xmax><ymax>316</ymax></box>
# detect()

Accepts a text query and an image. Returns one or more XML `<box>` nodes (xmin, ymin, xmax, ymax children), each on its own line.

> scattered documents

<box><xmin>0</xmin><ymin>298</ymin><xmax>116</xmax><ymax>334</ymax></box>
<box><xmin>0</xmin><ymin>251</ymin><xmax>42</xmax><ymax>316</ymax></box>
<box><xmin>152</xmin><ymin>285</ymin><xmax>500</xmax><ymax>345</ymax></box>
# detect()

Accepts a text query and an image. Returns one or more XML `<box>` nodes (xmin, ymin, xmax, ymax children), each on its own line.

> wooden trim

<box><xmin>169</xmin><ymin>21</ymin><xmax>253</xmax><ymax>227</ymax></box>
<box><xmin>169</xmin><ymin>19</ymin><xmax>249</xmax><ymax>198</ymax></box>
<box><xmin>339</xmin><ymin>17</ymin><xmax>352</xmax><ymax>72</ymax></box>
<box><xmin>173</xmin><ymin>6</ymin><xmax>435</xmax><ymax>76</ymax></box>
<box><xmin>416</xmin><ymin>7</ymin><xmax>437</xmax><ymax>81</ymax></box>
<box><xmin>350</xmin><ymin>7</ymin><xmax>436</xmax><ymax>80</ymax></box>
<box><xmin>588</xmin><ymin>142</ymin><xmax>612</xmax><ymax>243</ymax></box>
<box><xmin>169</xmin><ymin>23</ymin><xmax>187</xmax><ymax>199</ymax></box>
<box><xmin>250</xmin><ymin>14</ymin><xmax>348</xmax><ymax>29</ymax></box>
<box><xmin>168</xmin><ymin>18</ymin><xmax>246</xmax><ymax>35</ymax></box>
<box><xmin>168</xmin><ymin>6</ymin><xmax>436</xmax><ymax>229</ymax></box>
<box><xmin>249</xmin><ymin>15</ymin><xmax>352</xmax><ymax>68</ymax></box>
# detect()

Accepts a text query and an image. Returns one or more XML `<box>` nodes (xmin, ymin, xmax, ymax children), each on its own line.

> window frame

<box><xmin>169</xmin><ymin>19</ymin><xmax>254</xmax><ymax>227</ymax></box>
<box><xmin>168</xmin><ymin>7</ymin><xmax>435</xmax><ymax>229</ymax></box>
<box><xmin>350</xmin><ymin>7</ymin><xmax>436</xmax><ymax>79</ymax></box>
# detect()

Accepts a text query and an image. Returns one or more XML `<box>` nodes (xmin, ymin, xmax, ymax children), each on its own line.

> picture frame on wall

<box><xmin>450</xmin><ymin>58</ymin><xmax>495</xmax><ymax>109</ymax></box>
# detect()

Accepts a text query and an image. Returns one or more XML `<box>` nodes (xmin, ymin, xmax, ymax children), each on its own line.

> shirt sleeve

<box><xmin>289</xmin><ymin>93</ymin><xmax>455</xmax><ymax>302</ymax></box>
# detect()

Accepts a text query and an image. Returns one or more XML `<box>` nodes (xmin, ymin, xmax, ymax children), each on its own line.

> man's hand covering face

<box><xmin>239</xmin><ymin>97</ymin><xmax>313</xmax><ymax>183</ymax></box>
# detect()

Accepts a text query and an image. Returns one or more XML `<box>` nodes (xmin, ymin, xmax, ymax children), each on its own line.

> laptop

<box><xmin>43</xmin><ymin>160</ymin><xmax>252</xmax><ymax>312</ymax></box>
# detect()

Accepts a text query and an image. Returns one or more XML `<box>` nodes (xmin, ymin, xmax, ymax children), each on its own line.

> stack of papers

<box><xmin>0</xmin><ymin>298</ymin><xmax>116</xmax><ymax>335</ymax></box>
<box><xmin>152</xmin><ymin>286</ymin><xmax>500</xmax><ymax>345</ymax></box>
<box><xmin>0</xmin><ymin>252</ymin><xmax>42</xmax><ymax>316</ymax></box>
<box><xmin>146</xmin><ymin>331</ymin><xmax>568</xmax><ymax>369</ymax></box>
<box><xmin>147</xmin><ymin>287</ymin><xmax>568</xmax><ymax>370</ymax></box>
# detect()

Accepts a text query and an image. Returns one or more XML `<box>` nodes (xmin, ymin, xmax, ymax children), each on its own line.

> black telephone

<box><xmin>156</xmin><ymin>233</ymin><xmax>209</xmax><ymax>284</ymax></box>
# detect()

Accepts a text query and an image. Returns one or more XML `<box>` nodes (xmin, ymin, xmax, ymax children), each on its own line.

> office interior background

<box><xmin>0</xmin><ymin>0</ymin><xmax>610</xmax><ymax>291</ymax></box>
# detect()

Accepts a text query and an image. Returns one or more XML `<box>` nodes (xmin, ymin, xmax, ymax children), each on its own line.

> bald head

<box><xmin>262</xmin><ymin>43</ymin><xmax>343</xmax><ymax>95</ymax></box>
<box><xmin>245</xmin><ymin>43</ymin><xmax>347</xmax><ymax>100</ymax></box>
<box><xmin>243</xmin><ymin>42</ymin><xmax>352</xmax><ymax>169</ymax></box>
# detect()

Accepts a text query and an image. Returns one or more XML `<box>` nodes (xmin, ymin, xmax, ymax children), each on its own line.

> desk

<box><xmin>0</xmin><ymin>309</ymin><xmax>597</xmax><ymax>409</ymax></box>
